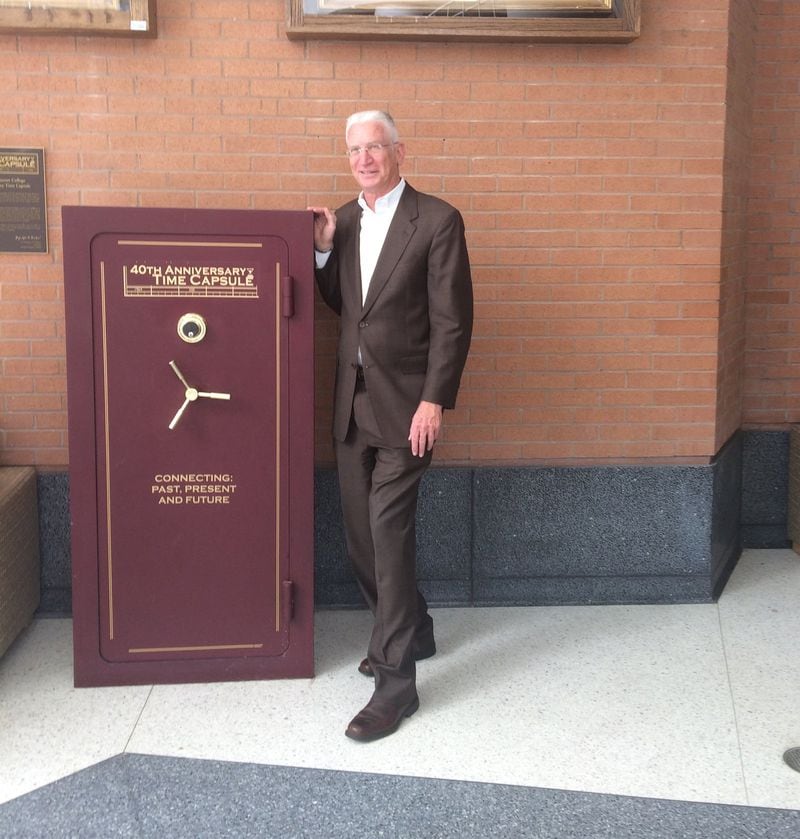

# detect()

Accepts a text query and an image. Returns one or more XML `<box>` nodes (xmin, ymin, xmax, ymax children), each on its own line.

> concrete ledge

<box><xmin>0</xmin><ymin>467</ymin><xmax>40</xmax><ymax>657</ymax></box>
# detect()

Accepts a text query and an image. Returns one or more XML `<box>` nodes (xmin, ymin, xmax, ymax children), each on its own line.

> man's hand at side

<box><xmin>408</xmin><ymin>401</ymin><xmax>443</xmax><ymax>457</ymax></box>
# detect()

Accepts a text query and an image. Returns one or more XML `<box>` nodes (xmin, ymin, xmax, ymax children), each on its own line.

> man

<box><xmin>310</xmin><ymin>110</ymin><xmax>473</xmax><ymax>742</ymax></box>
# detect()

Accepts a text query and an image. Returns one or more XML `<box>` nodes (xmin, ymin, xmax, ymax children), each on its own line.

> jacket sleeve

<box><xmin>420</xmin><ymin>207</ymin><xmax>473</xmax><ymax>409</ymax></box>
<box><xmin>314</xmin><ymin>250</ymin><xmax>342</xmax><ymax>316</ymax></box>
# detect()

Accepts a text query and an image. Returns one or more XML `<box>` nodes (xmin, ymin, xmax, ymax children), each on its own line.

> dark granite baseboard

<box><xmin>34</xmin><ymin>471</ymin><xmax>71</xmax><ymax>614</ymax></box>
<box><xmin>472</xmin><ymin>574</ymin><xmax>721</xmax><ymax>607</ymax></box>
<box><xmin>470</xmin><ymin>456</ymin><xmax>735</xmax><ymax>607</ymax></box>
<box><xmin>741</xmin><ymin>429</ymin><xmax>791</xmax><ymax>548</ymax></box>
<box><xmin>34</xmin><ymin>429</ymin><xmax>786</xmax><ymax>613</ymax></box>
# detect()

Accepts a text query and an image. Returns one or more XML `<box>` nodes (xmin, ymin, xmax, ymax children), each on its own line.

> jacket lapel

<box><xmin>361</xmin><ymin>185</ymin><xmax>419</xmax><ymax>315</ymax></box>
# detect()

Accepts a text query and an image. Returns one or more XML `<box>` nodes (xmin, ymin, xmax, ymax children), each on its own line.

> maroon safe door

<box><xmin>62</xmin><ymin>207</ymin><xmax>315</xmax><ymax>686</ymax></box>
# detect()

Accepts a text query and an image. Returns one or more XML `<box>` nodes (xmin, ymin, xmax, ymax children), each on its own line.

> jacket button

<box><xmin>359</xmin><ymin>321</ymin><xmax>367</xmax><ymax>328</ymax></box>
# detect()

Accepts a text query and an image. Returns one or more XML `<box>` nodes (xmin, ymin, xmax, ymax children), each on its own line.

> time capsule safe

<box><xmin>62</xmin><ymin>206</ymin><xmax>315</xmax><ymax>686</ymax></box>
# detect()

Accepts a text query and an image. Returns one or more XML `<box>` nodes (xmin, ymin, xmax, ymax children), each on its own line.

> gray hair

<box><xmin>345</xmin><ymin>110</ymin><xmax>400</xmax><ymax>144</ymax></box>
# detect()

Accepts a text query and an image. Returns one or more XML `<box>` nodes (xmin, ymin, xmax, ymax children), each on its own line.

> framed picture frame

<box><xmin>0</xmin><ymin>0</ymin><xmax>156</xmax><ymax>37</ymax></box>
<box><xmin>287</xmin><ymin>0</ymin><xmax>639</xmax><ymax>43</ymax></box>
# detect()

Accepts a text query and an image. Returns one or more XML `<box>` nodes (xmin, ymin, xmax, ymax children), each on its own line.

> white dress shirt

<box><xmin>356</xmin><ymin>178</ymin><xmax>406</xmax><ymax>304</ymax></box>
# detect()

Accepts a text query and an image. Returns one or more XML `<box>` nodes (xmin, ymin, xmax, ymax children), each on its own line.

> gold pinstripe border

<box><xmin>97</xmin><ymin>252</ymin><xmax>282</xmax><ymax>654</ymax></box>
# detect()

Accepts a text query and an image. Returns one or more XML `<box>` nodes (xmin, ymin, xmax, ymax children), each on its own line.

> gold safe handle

<box><xmin>168</xmin><ymin>361</ymin><xmax>231</xmax><ymax>430</ymax></box>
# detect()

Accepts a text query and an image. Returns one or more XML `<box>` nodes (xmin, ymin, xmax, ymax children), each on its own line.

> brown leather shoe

<box><xmin>358</xmin><ymin>642</ymin><xmax>436</xmax><ymax>677</ymax></box>
<box><xmin>345</xmin><ymin>696</ymin><xmax>420</xmax><ymax>742</ymax></box>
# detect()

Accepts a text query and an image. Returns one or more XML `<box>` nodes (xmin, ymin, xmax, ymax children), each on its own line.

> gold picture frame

<box><xmin>287</xmin><ymin>0</ymin><xmax>639</xmax><ymax>42</ymax></box>
<box><xmin>0</xmin><ymin>0</ymin><xmax>156</xmax><ymax>37</ymax></box>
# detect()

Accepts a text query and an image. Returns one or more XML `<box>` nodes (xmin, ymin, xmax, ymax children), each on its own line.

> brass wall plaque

<box><xmin>0</xmin><ymin>148</ymin><xmax>47</xmax><ymax>254</ymax></box>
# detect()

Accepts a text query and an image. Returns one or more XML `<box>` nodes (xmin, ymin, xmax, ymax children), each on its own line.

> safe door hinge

<box><xmin>281</xmin><ymin>580</ymin><xmax>294</xmax><ymax>624</ymax></box>
<box><xmin>281</xmin><ymin>276</ymin><xmax>294</xmax><ymax>318</ymax></box>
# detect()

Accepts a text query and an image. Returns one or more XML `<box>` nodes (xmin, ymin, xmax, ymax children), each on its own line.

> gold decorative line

<box><xmin>275</xmin><ymin>262</ymin><xmax>281</xmax><ymax>633</ymax></box>
<box><xmin>117</xmin><ymin>240</ymin><xmax>263</xmax><ymax>248</ymax></box>
<box><xmin>123</xmin><ymin>286</ymin><xmax>259</xmax><ymax>299</ymax></box>
<box><xmin>100</xmin><ymin>264</ymin><xmax>114</xmax><ymax>641</ymax></box>
<box><xmin>128</xmin><ymin>643</ymin><xmax>265</xmax><ymax>654</ymax></box>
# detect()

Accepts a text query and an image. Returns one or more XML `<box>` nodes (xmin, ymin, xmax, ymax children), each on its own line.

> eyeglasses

<box><xmin>345</xmin><ymin>142</ymin><xmax>396</xmax><ymax>159</ymax></box>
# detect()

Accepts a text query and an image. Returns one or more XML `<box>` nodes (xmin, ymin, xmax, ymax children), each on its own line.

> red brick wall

<box><xmin>0</xmin><ymin>1</ymin><xmax>791</xmax><ymax>469</ymax></box>
<box><xmin>743</xmin><ymin>0</ymin><xmax>800</xmax><ymax>428</ymax></box>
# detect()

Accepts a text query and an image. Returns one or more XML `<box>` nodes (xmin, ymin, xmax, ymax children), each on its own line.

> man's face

<box><xmin>346</xmin><ymin>120</ymin><xmax>405</xmax><ymax>200</ymax></box>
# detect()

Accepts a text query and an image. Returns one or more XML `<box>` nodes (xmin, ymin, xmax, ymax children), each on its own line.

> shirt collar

<box><xmin>357</xmin><ymin>178</ymin><xmax>406</xmax><ymax>215</ymax></box>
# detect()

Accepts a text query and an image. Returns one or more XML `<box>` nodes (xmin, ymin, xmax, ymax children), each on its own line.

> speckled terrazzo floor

<box><xmin>1</xmin><ymin>549</ymin><xmax>799</xmax><ymax>838</ymax></box>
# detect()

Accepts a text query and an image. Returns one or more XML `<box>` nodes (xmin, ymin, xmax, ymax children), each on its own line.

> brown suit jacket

<box><xmin>316</xmin><ymin>183</ymin><xmax>473</xmax><ymax>447</ymax></box>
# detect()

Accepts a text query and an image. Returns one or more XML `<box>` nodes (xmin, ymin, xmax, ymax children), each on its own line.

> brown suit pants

<box><xmin>334</xmin><ymin>378</ymin><xmax>435</xmax><ymax>707</ymax></box>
